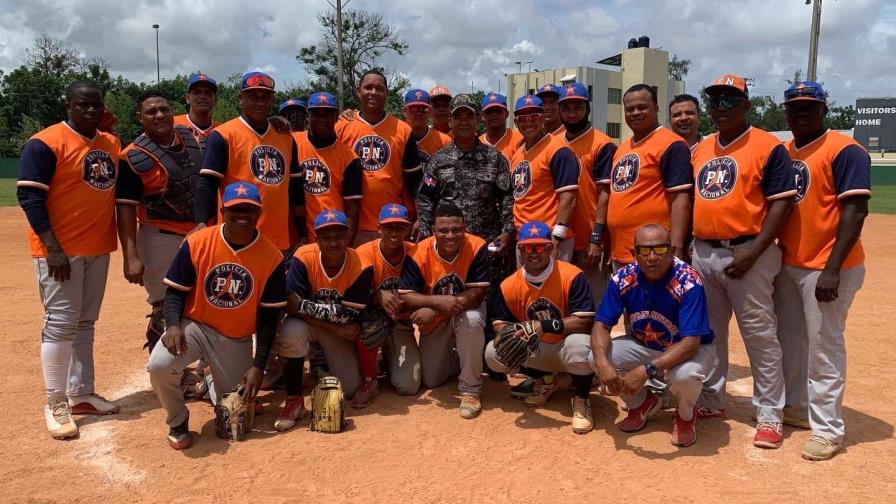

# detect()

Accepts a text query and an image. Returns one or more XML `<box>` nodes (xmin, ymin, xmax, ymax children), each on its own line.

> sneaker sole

<box><xmin>572</xmin><ymin>424</ymin><xmax>593</xmax><ymax>435</ymax></box>
<box><xmin>70</xmin><ymin>404</ymin><xmax>120</xmax><ymax>416</ymax></box>
<box><xmin>801</xmin><ymin>450</ymin><xmax>836</xmax><ymax>461</ymax></box>
<box><xmin>167</xmin><ymin>436</ymin><xmax>194</xmax><ymax>450</ymax></box>
<box><xmin>50</xmin><ymin>429</ymin><xmax>79</xmax><ymax>440</ymax></box>
<box><xmin>753</xmin><ymin>439</ymin><xmax>783</xmax><ymax>449</ymax></box>
<box><xmin>459</xmin><ymin>409</ymin><xmax>481</xmax><ymax>419</ymax></box>
<box><xmin>619</xmin><ymin>398</ymin><xmax>661</xmax><ymax>433</ymax></box>
<box><xmin>672</xmin><ymin>431</ymin><xmax>697</xmax><ymax>447</ymax></box>
<box><xmin>273</xmin><ymin>421</ymin><xmax>297</xmax><ymax>432</ymax></box>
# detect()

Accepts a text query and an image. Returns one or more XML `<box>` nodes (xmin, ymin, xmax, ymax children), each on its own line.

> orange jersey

<box><xmin>288</xmin><ymin>243</ymin><xmax>373</xmax><ymax>309</ymax></box>
<box><xmin>335</xmin><ymin>115</ymin><xmax>421</xmax><ymax>232</ymax></box>
<box><xmin>399</xmin><ymin>234</ymin><xmax>491</xmax><ymax>296</ymax></box>
<box><xmin>173</xmin><ymin>114</ymin><xmax>220</xmax><ymax>143</ymax></box>
<box><xmin>18</xmin><ymin>122</ymin><xmax>120</xmax><ymax>257</ymax></box>
<box><xmin>510</xmin><ymin>135</ymin><xmax>580</xmax><ymax>231</ymax></box>
<box><xmin>294</xmin><ymin>132</ymin><xmax>362</xmax><ymax>242</ymax></box>
<box><xmin>778</xmin><ymin>131</ymin><xmax>871</xmax><ymax>269</ymax></box>
<box><xmin>692</xmin><ymin>127</ymin><xmax>796</xmax><ymax>240</ymax></box>
<box><xmin>564</xmin><ymin>127</ymin><xmax>617</xmax><ymax>250</ymax></box>
<box><xmin>601</xmin><ymin>126</ymin><xmax>693</xmax><ymax>263</ymax></box>
<box><xmin>356</xmin><ymin>239</ymin><xmax>416</xmax><ymax>291</ymax></box>
<box><xmin>200</xmin><ymin>117</ymin><xmax>298</xmax><ymax>250</ymax></box>
<box><xmin>549</xmin><ymin>124</ymin><xmax>567</xmax><ymax>137</ymax></box>
<box><xmin>416</xmin><ymin>129</ymin><xmax>452</xmax><ymax>165</ymax></box>
<box><xmin>163</xmin><ymin>225</ymin><xmax>286</xmax><ymax>339</ymax></box>
<box><xmin>492</xmin><ymin>261</ymin><xmax>596</xmax><ymax>344</ymax></box>
<box><xmin>480</xmin><ymin>128</ymin><xmax>523</xmax><ymax>167</ymax></box>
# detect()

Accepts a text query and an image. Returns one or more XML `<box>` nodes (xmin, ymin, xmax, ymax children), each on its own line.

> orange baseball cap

<box><xmin>429</xmin><ymin>84</ymin><xmax>452</xmax><ymax>99</ymax></box>
<box><xmin>705</xmin><ymin>74</ymin><xmax>749</xmax><ymax>97</ymax></box>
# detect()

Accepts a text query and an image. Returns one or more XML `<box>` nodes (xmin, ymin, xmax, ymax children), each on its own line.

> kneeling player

<box><xmin>148</xmin><ymin>183</ymin><xmax>286</xmax><ymax>449</ymax></box>
<box><xmin>485</xmin><ymin>221</ymin><xmax>597</xmax><ymax>434</ymax></box>
<box><xmin>274</xmin><ymin>209</ymin><xmax>374</xmax><ymax>431</ymax></box>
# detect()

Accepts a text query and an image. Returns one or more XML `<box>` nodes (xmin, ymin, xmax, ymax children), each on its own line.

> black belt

<box><xmin>701</xmin><ymin>235</ymin><xmax>756</xmax><ymax>248</ymax></box>
<box><xmin>158</xmin><ymin>228</ymin><xmax>186</xmax><ymax>236</ymax></box>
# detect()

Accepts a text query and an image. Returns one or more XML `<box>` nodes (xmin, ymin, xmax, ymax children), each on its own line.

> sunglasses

<box><xmin>405</xmin><ymin>105</ymin><xmax>430</xmax><ymax>114</ymax></box>
<box><xmin>634</xmin><ymin>243</ymin><xmax>671</xmax><ymax>257</ymax></box>
<box><xmin>709</xmin><ymin>95</ymin><xmax>745</xmax><ymax>109</ymax></box>
<box><xmin>244</xmin><ymin>74</ymin><xmax>275</xmax><ymax>89</ymax></box>
<box><xmin>519</xmin><ymin>243</ymin><xmax>550</xmax><ymax>254</ymax></box>
<box><xmin>515</xmin><ymin>113</ymin><xmax>544</xmax><ymax>123</ymax></box>
<box><xmin>784</xmin><ymin>85</ymin><xmax>824</xmax><ymax>101</ymax></box>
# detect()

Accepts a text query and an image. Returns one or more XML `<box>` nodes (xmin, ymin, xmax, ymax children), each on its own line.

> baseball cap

<box><xmin>222</xmin><ymin>182</ymin><xmax>262</xmax><ymax>208</ymax></box>
<box><xmin>278</xmin><ymin>98</ymin><xmax>306</xmax><ymax>113</ymax></box>
<box><xmin>307</xmin><ymin>92</ymin><xmax>338</xmax><ymax>109</ymax></box>
<box><xmin>514</xmin><ymin>94</ymin><xmax>544</xmax><ymax>114</ymax></box>
<box><xmin>481</xmin><ymin>92</ymin><xmax>508</xmax><ymax>111</ymax></box>
<box><xmin>240</xmin><ymin>71</ymin><xmax>275</xmax><ymax>92</ymax></box>
<box><xmin>450</xmin><ymin>94</ymin><xmax>480</xmax><ymax>114</ymax></box>
<box><xmin>705</xmin><ymin>74</ymin><xmax>749</xmax><ymax>97</ymax></box>
<box><xmin>429</xmin><ymin>84</ymin><xmax>452</xmax><ymax>100</ymax></box>
<box><xmin>378</xmin><ymin>203</ymin><xmax>412</xmax><ymax>225</ymax></box>
<box><xmin>783</xmin><ymin>81</ymin><xmax>827</xmax><ymax>104</ymax></box>
<box><xmin>517</xmin><ymin>221</ymin><xmax>552</xmax><ymax>245</ymax></box>
<box><xmin>313</xmin><ymin>209</ymin><xmax>349</xmax><ymax>230</ymax></box>
<box><xmin>559</xmin><ymin>82</ymin><xmax>589</xmax><ymax>102</ymax></box>
<box><xmin>536</xmin><ymin>84</ymin><xmax>561</xmax><ymax>98</ymax></box>
<box><xmin>187</xmin><ymin>72</ymin><xmax>217</xmax><ymax>91</ymax></box>
<box><xmin>403</xmin><ymin>89</ymin><xmax>431</xmax><ymax>107</ymax></box>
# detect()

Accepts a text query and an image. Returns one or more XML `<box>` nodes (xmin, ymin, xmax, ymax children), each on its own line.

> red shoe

<box><xmin>696</xmin><ymin>406</ymin><xmax>725</xmax><ymax>419</ymax></box>
<box><xmin>618</xmin><ymin>393</ymin><xmax>660</xmax><ymax>432</ymax></box>
<box><xmin>753</xmin><ymin>422</ymin><xmax>784</xmax><ymax>449</ymax></box>
<box><xmin>672</xmin><ymin>408</ymin><xmax>697</xmax><ymax>447</ymax></box>
<box><xmin>69</xmin><ymin>394</ymin><xmax>120</xmax><ymax>415</ymax></box>
<box><xmin>351</xmin><ymin>378</ymin><xmax>379</xmax><ymax>409</ymax></box>
<box><xmin>273</xmin><ymin>396</ymin><xmax>307</xmax><ymax>432</ymax></box>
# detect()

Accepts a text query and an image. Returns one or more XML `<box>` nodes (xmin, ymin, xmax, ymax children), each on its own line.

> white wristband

<box><xmin>552</xmin><ymin>224</ymin><xmax>569</xmax><ymax>239</ymax></box>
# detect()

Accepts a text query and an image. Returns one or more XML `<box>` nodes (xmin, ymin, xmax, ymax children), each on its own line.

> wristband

<box><xmin>540</xmin><ymin>319</ymin><xmax>565</xmax><ymax>334</ymax></box>
<box><xmin>552</xmin><ymin>224</ymin><xmax>569</xmax><ymax>240</ymax></box>
<box><xmin>590</xmin><ymin>223</ymin><xmax>605</xmax><ymax>245</ymax></box>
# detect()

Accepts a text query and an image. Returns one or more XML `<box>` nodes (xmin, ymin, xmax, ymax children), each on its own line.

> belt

<box><xmin>158</xmin><ymin>228</ymin><xmax>186</xmax><ymax>236</ymax></box>
<box><xmin>701</xmin><ymin>235</ymin><xmax>756</xmax><ymax>248</ymax></box>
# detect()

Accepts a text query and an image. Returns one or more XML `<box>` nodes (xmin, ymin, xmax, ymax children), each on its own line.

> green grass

<box><xmin>0</xmin><ymin>179</ymin><xmax>16</xmax><ymax>206</ymax></box>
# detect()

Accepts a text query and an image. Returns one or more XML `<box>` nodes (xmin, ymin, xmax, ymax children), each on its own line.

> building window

<box><xmin>587</xmin><ymin>85</ymin><xmax>593</xmax><ymax>100</ymax></box>
<box><xmin>607</xmin><ymin>88</ymin><xmax>622</xmax><ymax>104</ymax></box>
<box><xmin>606</xmin><ymin>122</ymin><xmax>621</xmax><ymax>138</ymax></box>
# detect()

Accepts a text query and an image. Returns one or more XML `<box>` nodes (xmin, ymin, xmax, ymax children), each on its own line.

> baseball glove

<box><xmin>214</xmin><ymin>383</ymin><xmax>255</xmax><ymax>441</ymax></box>
<box><xmin>493</xmin><ymin>321</ymin><xmax>541</xmax><ymax>374</ymax></box>
<box><xmin>356</xmin><ymin>307</ymin><xmax>392</xmax><ymax>350</ymax></box>
<box><xmin>309</xmin><ymin>376</ymin><xmax>346</xmax><ymax>433</ymax></box>
<box><xmin>144</xmin><ymin>304</ymin><xmax>165</xmax><ymax>353</ymax></box>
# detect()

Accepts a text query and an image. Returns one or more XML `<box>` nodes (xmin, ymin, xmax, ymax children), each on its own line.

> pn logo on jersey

<box><xmin>611</xmin><ymin>153</ymin><xmax>640</xmax><ymax>192</ymax></box>
<box><xmin>511</xmin><ymin>161</ymin><xmax>532</xmax><ymax>200</ymax></box>
<box><xmin>792</xmin><ymin>160</ymin><xmax>810</xmax><ymax>203</ymax></box>
<box><xmin>82</xmin><ymin>150</ymin><xmax>116</xmax><ymax>190</ymax></box>
<box><xmin>697</xmin><ymin>156</ymin><xmax>738</xmax><ymax>200</ymax></box>
<box><xmin>526</xmin><ymin>297</ymin><xmax>562</xmax><ymax>322</ymax></box>
<box><xmin>354</xmin><ymin>135</ymin><xmax>391</xmax><ymax>172</ymax></box>
<box><xmin>433</xmin><ymin>273</ymin><xmax>464</xmax><ymax>296</ymax></box>
<box><xmin>302</xmin><ymin>159</ymin><xmax>332</xmax><ymax>195</ymax></box>
<box><xmin>203</xmin><ymin>263</ymin><xmax>254</xmax><ymax>309</ymax></box>
<box><xmin>250</xmin><ymin>145</ymin><xmax>286</xmax><ymax>185</ymax></box>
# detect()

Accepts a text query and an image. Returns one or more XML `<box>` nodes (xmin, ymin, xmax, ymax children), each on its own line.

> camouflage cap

<box><xmin>450</xmin><ymin>93</ymin><xmax>480</xmax><ymax>115</ymax></box>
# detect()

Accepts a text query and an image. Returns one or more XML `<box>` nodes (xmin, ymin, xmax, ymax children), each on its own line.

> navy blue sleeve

<box><xmin>195</xmin><ymin>175</ymin><xmax>221</xmax><ymax>223</ymax></box>
<box><xmin>659</xmin><ymin>141</ymin><xmax>694</xmax><ymax>190</ymax></box>
<box><xmin>594</xmin><ymin>280</ymin><xmax>624</xmax><ymax>327</ymax></box>
<box><xmin>549</xmin><ymin>146</ymin><xmax>580</xmax><ymax>191</ymax></box>
<box><xmin>163</xmin><ymin>241</ymin><xmax>197</xmax><ymax>291</ymax></box>
<box><xmin>832</xmin><ymin>144</ymin><xmax>872</xmax><ymax>199</ymax></box>
<box><xmin>398</xmin><ymin>256</ymin><xmax>425</xmax><ymax>293</ymax></box>
<box><xmin>342</xmin><ymin>266</ymin><xmax>375</xmax><ymax>308</ymax></box>
<box><xmin>115</xmin><ymin>158</ymin><xmax>143</xmax><ymax>202</ymax></box>
<box><xmin>200</xmin><ymin>131</ymin><xmax>229</xmax><ymax>176</ymax></box>
<box><xmin>402</xmin><ymin>134</ymin><xmax>422</xmax><ymax>171</ymax></box>
<box><xmin>259</xmin><ymin>261</ymin><xmax>287</xmax><ymax>307</ymax></box>
<box><xmin>491</xmin><ymin>287</ymin><xmax>519</xmax><ymax>323</ymax></box>
<box><xmin>593</xmin><ymin>143</ymin><xmax>617</xmax><ymax>182</ymax></box>
<box><xmin>288</xmin><ymin>139</ymin><xmax>303</xmax><ymax>206</ymax></box>
<box><xmin>342</xmin><ymin>158</ymin><xmax>363</xmax><ymax>198</ymax></box>
<box><xmin>18</xmin><ymin>139</ymin><xmax>57</xmax><ymax>190</ymax></box>
<box><xmin>290</xmin><ymin>139</ymin><xmax>300</xmax><ymax>175</ymax></box>
<box><xmin>285</xmin><ymin>257</ymin><xmax>312</xmax><ymax>298</ymax></box>
<box><xmin>465</xmin><ymin>245</ymin><xmax>492</xmax><ymax>287</ymax></box>
<box><xmin>678</xmin><ymin>285</ymin><xmax>713</xmax><ymax>343</ymax></box>
<box><xmin>761</xmin><ymin>144</ymin><xmax>796</xmax><ymax>198</ymax></box>
<box><xmin>567</xmin><ymin>272</ymin><xmax>596</xmax><ymax>316</ymax></box>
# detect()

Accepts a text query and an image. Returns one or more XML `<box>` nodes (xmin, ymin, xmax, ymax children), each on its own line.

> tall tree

<box><xmin>668</xmin><ymin>54</ymin><xmax>691</xmax><ymax>81</ymax></box>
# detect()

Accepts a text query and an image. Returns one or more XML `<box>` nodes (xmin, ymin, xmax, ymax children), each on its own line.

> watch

<box><xmin>644</xmin><ymin>363</ymin><xmax>658</xmax><ymax>379</ymax></box>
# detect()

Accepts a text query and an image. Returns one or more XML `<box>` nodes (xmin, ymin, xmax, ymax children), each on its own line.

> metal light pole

<box><xmin>807</xmin><ymin>0</ymin><xmax>822</xmax><ymax>81</ymax></box>
<box><xmin>152</xmin><ymin>24</ymin><xmax>160</xmax><ymax>84</ymax></box>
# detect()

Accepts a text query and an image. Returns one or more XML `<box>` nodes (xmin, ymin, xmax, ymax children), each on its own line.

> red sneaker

<box><xmin>273</xmin><ymin>395</ymin><xmax>307</xmax><ymax>432</ymax></box>
<box><xmin>672</xmin><ymin>408</ymin><xmax>697</xmax><ymax>447</ymax></box>
<box><xmin>696</xmin><ymin>406</ymin><xmax>725</xmax><ymax>419</ymax></box>
<box><xmin>618</xmin><ymin>393</ymin><xmax>660</xmax><ymax>433</ymax></box>
<box><xmin>753</xmin><ymin>422</ymin><xmax>784</xmax><ymax>449</ymax></box>
<box><xmin>351</xmin><ymin>378</ymin><xmax>379</xmax><ymax>409</ymax></box>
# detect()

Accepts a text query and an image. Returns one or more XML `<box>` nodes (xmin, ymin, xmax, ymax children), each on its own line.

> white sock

<box><xmin>41</xmin><ymin>341</ymin><xmax>73</xmax><ymax>402</ymax></box>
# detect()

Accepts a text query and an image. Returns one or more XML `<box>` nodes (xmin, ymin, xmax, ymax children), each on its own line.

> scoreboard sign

<box><xmin>854</xmin><ymin>98</ymin><xmax>896</xmax><ymax>152</ymax></box>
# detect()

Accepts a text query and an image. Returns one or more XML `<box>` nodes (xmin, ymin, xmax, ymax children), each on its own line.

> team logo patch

<box><xmin>511</xmin><ymin>160</ymin><xmax>532</xmax><ymax>200</ymax></box>
<box><xmin>611</xmin><ymin>153</ymin><xmax>639</xmax><ymax>192</ymax></box>
<box><xmin>354</xmin><ymin>135</ymin><xmax>391</xmax><ymax>172</ymax></box>
<box><xmin>697</xmin><ymin>156</ymin><xmax>738</xmax><ymax>200</ymax></box>
<box><xmin>379</xmin><ymin>276</ymin><xmax>400</xmax><ymax>291</ymax></box>
<box><xmin>432</xmin><ymin>273</ymin><xmax>464</xmax><ymax>296</ymax></box>
<box><xmin>312</xmin><ymin>288</ymin><xmax>342</xmax><ymax>304</ymax></box>
<box><xmin>250</xmin><ymin>145</ymin><xmax>286</xmax><ymax>185</ymax></box>
<box><xmin>792</xmin><ymin>160</ymin><xmax>810</xmax><ymax>203</ymax></box>
<box><xmin>203</xmin><ymin>263</ymin><xmax>254</xmax><ymax>309</ymax></box>
<box><xmin>302</xmin><ymin>158</ymin><xmax>332</xmax><ymax>195</ymax></box>
<box><xmin>82</xmin><ymin>150</ymin><xmax>116</xmax><ymax>190</ymax></box>
<box><xmin>526</xmin><ymin>297</ymin><xmax>563</xmax><ymax>322</ymax></box>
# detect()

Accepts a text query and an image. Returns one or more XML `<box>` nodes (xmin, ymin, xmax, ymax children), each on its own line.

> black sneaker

<box><xmin>167</xmin><ymin>416</ymin><xmax>194</xmax><ymax>450</ymax></box>
<box><xmin>510</xmin><ymin>377</ymin><xmax>535</xmax><ymax>398</ymax></box>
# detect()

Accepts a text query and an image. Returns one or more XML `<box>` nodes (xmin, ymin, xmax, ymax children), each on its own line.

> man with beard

<box><xmin>669</xmin><ymin>94</ymin><xmax>703</xmax><ymax>150</ymax></box>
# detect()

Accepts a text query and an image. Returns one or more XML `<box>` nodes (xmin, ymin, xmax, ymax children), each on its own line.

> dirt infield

<box><xmin>0</xmin><ymin>207</ymin><xmax>893</xmax><ymax>503</ymax></box>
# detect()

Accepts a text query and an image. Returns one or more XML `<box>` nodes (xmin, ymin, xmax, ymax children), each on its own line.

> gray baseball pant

<box><xmin>384</xmin><ymin>322</ymin><xmax>423</xmax><ymax>395</ymax></box>
<box><xmin>137</xmin><ymin>225</ymin><xmax>185</xmax><ymax>304</ymax></box>
<box><xmin>276</xmin><ymin>317</ymin><xmax>362</xmax><ymax>398</ymax></box>
<box><xmin>485</xmin><ymin>332</ymin><xmax>593</xmax><ymax>375</ymax></box>
<box><xmin>692</xmin><ymin>239</ymin><xmax>785</xmax><ymax>423</ymax></box>
<box><xmin>774</xmin><ymin>264</ymin><xmax>865</xmax><ymax>443</ymax></box>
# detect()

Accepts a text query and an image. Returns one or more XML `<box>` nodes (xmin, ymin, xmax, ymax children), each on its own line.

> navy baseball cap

<box><xmin>403</xmin><ymin>89</ymin><xmax>431</xmax><ymax>107</ymax></box>
<box><xmin>279</xmin><ymin>98</ymin><xmax>306</xmax><ymax>112</ymax></box>
<box><xmin>536</xmin><ymin>84</ymin><xmax>561</xmax><ymax>98</ymax></box>
<box><xmin>378</xmin><ymin>203</ymin><xmax>412</xmax><ymax>225</ymax></box>
<box><xmin>559</xmin><ymin>83</ymin><xmax>588</xmax><ymax>102</ymax></box>
<box><xmin>241</xmin><ymin>71</ymin><xmax>275</xmax><ymax>92</ymax></box>
<box><xmin>222</xmin><ymin>182</ymin><xmax>262</xmax><ymax>208</ymax></box>
<box><xmin>308</xmin><ymin>92</ymin><xmax>338</xmax><ymax>109</ymax></box>
<box><xmin>482</xmin><ymin>92</ymin><xmax>508</xmax><ymax>111</ymax></box>
<box><xmin>314</xmin><ymin>209</ymin><xmax>349</xmax><ymax>230</ymax></box>
<box><xmin>187</xmin><ymin>72</ymin><xmax>217</xmax><ymax>91</ymax></box>
<box><xmin>783</xmin><ymin>81</ymin><xmax>827</xmax><ymax>104</ymax></box>
<box><xmin>514</xmin><ymin>95</ymin><xmax>544</xmax><ymax>114</ymax></box>
<box><xmin>517</xmin><ymin>221</ymin><xmax>552</xmax><ymax>245</ymax></box>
